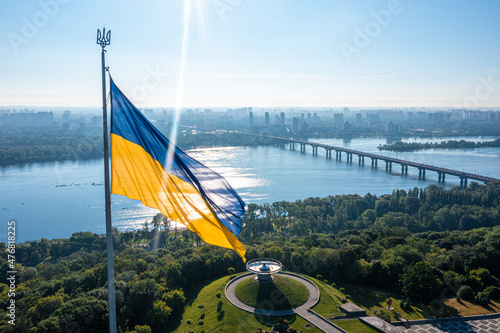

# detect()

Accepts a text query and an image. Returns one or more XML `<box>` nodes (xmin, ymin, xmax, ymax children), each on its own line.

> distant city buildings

<box><xmin>2</xmin><ymin>111</ymin><xmax>54</xmax><ymax>127</ymax></box>
<box><xmin>0</xmin><ymin>106</ymin><xmax>499</xmax><ymax>136</ymax></box>
<box><xmin>333</xmin><ymin>113</ymin><xmax>344</xmax><ymax>127</ymax></box>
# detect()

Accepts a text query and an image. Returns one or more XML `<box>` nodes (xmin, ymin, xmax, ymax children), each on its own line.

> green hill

<box><xmin>234</xmin><ymin>275</ymin><xmax>309</xmax><ymax>310</ymax></box>
<box><xmin>173</xmin><ymin>274</ymin><xmax>321</xmax><ymax>333</ymax></box>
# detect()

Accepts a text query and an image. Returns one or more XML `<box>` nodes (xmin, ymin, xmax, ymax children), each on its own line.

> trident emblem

<box><xmin>97</xmin><ymin>27</ymin><xmax>111</xmax><ymax>49</ymax></box>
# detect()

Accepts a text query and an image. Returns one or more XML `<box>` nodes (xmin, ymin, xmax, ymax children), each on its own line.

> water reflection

<box><xmin>1</xmin><ymin>136</ymin><xmax>499</xmax><ymax>242</ymax></box>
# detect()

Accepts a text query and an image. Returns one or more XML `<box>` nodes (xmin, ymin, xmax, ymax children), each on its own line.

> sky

<box><xmin>1</xmin><ymin>0</ymin><xmax>500</xmax><ymax>108</ymax></box>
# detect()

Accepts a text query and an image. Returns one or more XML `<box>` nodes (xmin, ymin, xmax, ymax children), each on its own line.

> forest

<box><xmin>0</xmin><ymin>130</ymin><xmax>103</xmax><ymax>164</ymax></box>
<box><xmin>0</xmin><ymin>130</ymin><xmax>276</xmax><ymax>165</ymax></box>
<box><xmin>1</xmin><ymin>182</ymin><xmax>500</xmax><ymax>332</ymax></box>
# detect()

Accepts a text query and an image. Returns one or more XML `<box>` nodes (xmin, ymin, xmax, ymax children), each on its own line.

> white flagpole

<box><xmin>97</xmin><ymin>27</ymin><xmax>117</xmax><ymax>333</ymax></box>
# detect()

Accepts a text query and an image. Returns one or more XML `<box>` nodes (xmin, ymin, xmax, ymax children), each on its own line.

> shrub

<box><xmin>339</xmin><ymin>287</ymin><xmax>345</xmax><ymax>293</ymax></box>
<box><xmin>345</xmin><ymin>294</ymin><xmax>351</xmax><ymax>299</ymax></box>
<box><xmin>374</xmin><ymin>309</ymin><xmax>391</xmax><ymax>323</ymax></box>
<box><xmin>324</xmin><ymin>279</ymin><xmax>329</xmax><ymax>284</ymax></box>
<box><xmin>217</xmin><ymin>300</ymin><xmax>223</xmax><ymax>312</ymax></box>
<box><xmin>464</xmin><ymin>275</ymin><xmax>483</xmax><ymax>291</ymax></box>
<box><xmin>484</xmin><ymin>286</ymin><xmax>500</xmax><ymax>299</ymax></box>
<box><xmin>469</xmin><ymin>268</ymin><xmax>500</xmax><ymax>288</ymax></box>
<box><xmin>217</xmin><ymin>309</ymin><xmax>225</xmax><ymax>321</ymax></box>
<box><xmin>228</xmin><ymin>267</ymin><xmax>236</xmax><ymax>275</ymax></box>
<box><xmin>475</xmin><ymin>292</ymin><xmax>491</xmax><ymax>305</ymax></box>
<box><xmin>186</xmin><ymin>319</ymin><xmax>192</xmax><ymax>325</ymax></box>
<box><xmin>341</xmin><ymin>298</ymin><xmax>347</xmax><ymax>303</ymax></box>
<box><xmin>197</xmin><ymin>304</ymin><xmax>205</xmax><ymax>309</ymax></box>
<box><xmin>331</xmin><ymin>283</ymin><xmax>336</xmax><ymax>288</ymax></box>
<box><xmin>131</xmin><ymin>325</ymin><xmax>152</xmax><ymax>333</ymax></box>
<box><xmin>457</xmin><ymin>285</ymin><xmax>475</xmax><ymax>301</ymax></box>
<box><xmin>216</xmin><ymin>291</ymin><xmax>221</xmax><ymax>298</ymax></box>
<box><xmin>316</xmin><ymin>274</ymin><xmax>324</xmax><ymax>281</ymax></box>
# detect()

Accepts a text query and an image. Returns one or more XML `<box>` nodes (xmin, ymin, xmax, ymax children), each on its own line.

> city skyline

<box><xmin>1</xmin><ymin>0</ymin><xmax>500</xmax><ymax>108</ymax></box>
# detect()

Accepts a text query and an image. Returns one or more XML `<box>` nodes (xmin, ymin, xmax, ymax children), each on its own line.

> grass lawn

<box><xmin>336</xmin><ymin>283</ymin><xmax>500</xmax><ymax>321</ymax></box>
<box><xmin>309</xmin><ymin>278</ymin><xmax>345</xmax><ymax>318</ymax></box>
<box><xmin>337</xmin><ymin>282</ymin><xmax>425</xmax><ymax>321</ymax></box>
<box><xmin>234</xmin><ymin>275</ymin><xmax>309</xmax><ymax>310</ymax></box>
<box><xmin>172</xmin><ymin>274</ymin><xmax>322</xmax><ymax>333</ymax></box>
<box><xmin>423</xmin><ymin>298</ymin><xmax>500</xmax><ymax>318</ymax></box>
<box><xmin>333</xmin><ymin>319</ymin><xmax>378</xmax><ymax>333</ymax></box>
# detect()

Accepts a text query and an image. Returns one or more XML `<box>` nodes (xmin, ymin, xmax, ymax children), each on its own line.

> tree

<box><xmin>475</xmin><ymin>292</ymin><xmax>490</xmax><ymax>305</ymax></box>
<box><xmin>30</xmin><ymin>250</ymin><xmax>42</xmax><ymax>265</ymax></box>
<box><xmin>148</xmin><ymin>300</ymin><xmax>172</xmax><ymax>331</ymax></box>
<box><xmin>26</xmin><ymin>295</ymin><xmax>65</xmax><ymax>324</ymax></box>
<box><xmin>457</xmin><ymin>285</ymin><xmax>475</xmax><ymax>301</ymax></box>
<box><xmin>30</xmin><ymin>316</ymin><xmax>62</xmax><ymax>333</ymax></box>
<box><xmin>37</xmin><ymin>297</ymin><xmax>108</xmax><ymax>333</ymax></box>
<box><xmin>129</xmin><ymin>278</ymin><xmax>161</xmax><ymax>320</ymax></box>
<box><xmin>399</xmin><ymin>261</ymin><xmax>442</xmax><ymax>302</ymax></box>
<box><xmin>163</xmin><ymin>289</ymin><xmax>186</xmax><ymax>313</ymax></box>
<box><xmin>152</xmin><ymin>213</ymin><xmax>163</xmax><ymax>231</ymax></box>
<box><xmin>469</xmin><ymin>268</ymin><xmax>500</xmax><ymax>288</ymax></box>
<box><xmin>162</xmin><ymin>217</ymin><xmax>171</xmax><ymax>240</ymax></box>
<box><xmin>142</xmin><ymin>220</ymin><xmax>150</xmax><ymax>245</ymax></box>
<box><xmin>131</xmin><ymin>325</ymin><xmax>152</xmax><ymax>333</ymax></box>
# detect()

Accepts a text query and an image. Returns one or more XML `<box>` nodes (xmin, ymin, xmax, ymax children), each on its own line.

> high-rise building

<box><xmin>292</xmin><ymin>117</ymin><xmax>299</xmax><ymax>132</ymax></box>
<box><xmin>334</xmin><ymin>113</ymin><xmax>344</xmax><ymax>126</ymax></box>
<box><xmin>343</xmin><ymin>121</ymin><xmax>351</xmax><ymax>131</ymax></box>
<box><xmin>63</xmin><ymin>110</ymin><xmax>71</xmax><ymax>123</ymax></box>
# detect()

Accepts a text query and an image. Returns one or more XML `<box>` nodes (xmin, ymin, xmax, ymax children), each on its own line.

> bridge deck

<box><xmin>239</xmin><ymin>133</ymin><xmax>499</xmax><ymax>184</ymax></box>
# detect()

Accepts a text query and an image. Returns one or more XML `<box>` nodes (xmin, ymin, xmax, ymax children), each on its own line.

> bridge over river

<box><xmin>238</xmin><ymin>133</ymin><xmax>500</xmax><ymax>187</ymax></box>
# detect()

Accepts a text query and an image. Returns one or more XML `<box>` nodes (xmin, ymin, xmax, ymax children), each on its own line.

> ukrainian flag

<box><xmin>110</xmin><ymin>78</ymin><xmax>246</xmax><ymax>261</ymax></box>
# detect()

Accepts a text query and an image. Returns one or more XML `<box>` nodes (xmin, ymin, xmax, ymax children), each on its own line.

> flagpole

<box><xmin>97</xmin><ymin>27</ymin><xmax>117</xmax><ymax>333</ymax></box>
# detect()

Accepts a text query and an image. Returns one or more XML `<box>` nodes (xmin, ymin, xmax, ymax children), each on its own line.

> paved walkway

<box><xmin>225</xmin><ymin>272</ymin><xmax>345</xmax><ymax>332</ymax></box>
<box><xmin>401</xmin><ymin>315</ymin><xmax>500</xmax><ymax>333</ymax></box>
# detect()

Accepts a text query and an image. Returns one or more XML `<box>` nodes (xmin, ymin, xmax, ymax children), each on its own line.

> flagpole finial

<box><xmin>97</xmin><ymin>27</ymin><xmax>111</xmax><ymax>49</ymax></box>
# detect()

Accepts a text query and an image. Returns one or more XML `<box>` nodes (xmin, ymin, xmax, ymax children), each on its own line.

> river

<box><xmin>1</xmin><ymin>136</ymin><xmax>499</xmax><ymax>243</ymax></box>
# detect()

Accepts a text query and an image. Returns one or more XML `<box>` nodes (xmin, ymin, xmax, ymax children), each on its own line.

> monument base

<box><xmin>254</xmin><ymin>274</ymin><xmax>274</xmax><ymax>284</ymax></box>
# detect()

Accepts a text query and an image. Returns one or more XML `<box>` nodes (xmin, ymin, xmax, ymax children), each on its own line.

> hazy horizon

<box><xmin>1</xmin><ymin>0</ymin><xmax>500</xmax><ymax>108</ymax></box>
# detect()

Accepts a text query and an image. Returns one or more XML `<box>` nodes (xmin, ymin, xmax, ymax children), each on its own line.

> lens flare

<box><xmin>166</xmin><ymin>0</ymin><xmax>192</xmax><ymax>171</ymax></box>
